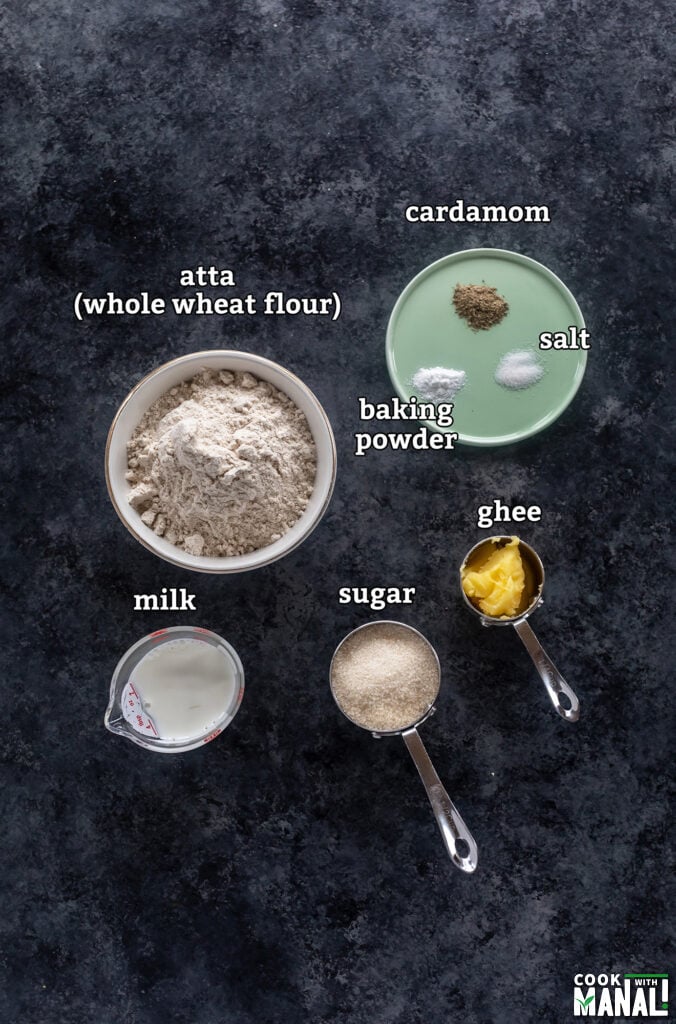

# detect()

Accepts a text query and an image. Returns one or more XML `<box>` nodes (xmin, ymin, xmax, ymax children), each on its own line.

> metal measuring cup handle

<box><xmin>513</xmin><ymin>619</ymin><xmax>580</xmax><ymax>722</ymax></box>
<box><xmin>460</xmin><ymin>536</ymin><xmax>581</xmax><ymax>724</ymax></box>
<box><xmin>402</xmin><ymin>727</ymin><xmax>478</xmax><ymax>873</ymax></box>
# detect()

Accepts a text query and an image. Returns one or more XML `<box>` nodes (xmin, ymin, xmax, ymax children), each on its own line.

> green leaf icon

<box><xmin>576</xmin><ymin>996</ymin><xmax>595</xmax><ymax>1007</ymax></box>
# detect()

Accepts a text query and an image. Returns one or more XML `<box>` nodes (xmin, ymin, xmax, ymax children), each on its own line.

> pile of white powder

<box><xmin>411</xmin><ymin>366</ymin><xmax>466</xmax><ymax>402</ymax></box>
<box><xmin>495</xmin><ymin>350</ymin><xmax>544</xmax><ymax>390</ymax></box>
<box><xmin>126</xmin><ymin>369</ymin><xmax>317</xmax><ymax>557</ymax></box>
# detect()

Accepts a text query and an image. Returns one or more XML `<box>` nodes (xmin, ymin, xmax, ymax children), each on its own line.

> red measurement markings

<box><xmin>127</xmin><ymin>681</ymin><xmax>158</xmax><ymax>736</ymax></box>
<box><xmin>237</xmin><ymin>686</ymin><xmax>245</xmax><ymax>704</ymax></box>
<box><xmin>203</xmin><ymin>729</ymin><xmax>222</xmax><ymax>744</ymax></box>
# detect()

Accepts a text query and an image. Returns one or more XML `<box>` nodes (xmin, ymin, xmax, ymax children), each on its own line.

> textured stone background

<box><xmin>1</xmin><ymin>1</ymin><xmax>673</xmax><ymax>1022</ymax></box>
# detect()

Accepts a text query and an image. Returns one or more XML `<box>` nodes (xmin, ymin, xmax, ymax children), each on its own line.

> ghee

<box><xmin>461</xmin><ymin>537</ymin><xmax>525</xmax><ymax>618</ymax></box>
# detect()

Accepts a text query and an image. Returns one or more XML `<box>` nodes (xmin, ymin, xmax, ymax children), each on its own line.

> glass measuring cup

<box><xmin>330</xmin><ymin>620</ymin><xmax>478</xmax><ymax>873</ymax></box>
<box><xmin>104</xmin><ymin>626</ymin><xmax>245</xmax><ymax>753</ymax></box>
<box><xmin>459</xmin><ymin>536</ymin><xmax>580</xmax><ymax>722</ymax></box>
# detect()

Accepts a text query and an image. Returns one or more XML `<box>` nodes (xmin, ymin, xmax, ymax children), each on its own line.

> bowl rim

<box><xmin>105</xmin><ymin>349</ymin><xmax>337</xmax><ymax>573</ymax></box>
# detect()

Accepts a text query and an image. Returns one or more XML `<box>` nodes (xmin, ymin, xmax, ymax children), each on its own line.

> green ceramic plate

<box><xmin>386</xmin><ymin>248</ymin><xmax>587</xmax><ymax>446</ymax></box>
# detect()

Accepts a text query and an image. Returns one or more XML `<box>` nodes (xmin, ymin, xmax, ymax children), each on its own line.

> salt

<box><xmin>495</xmin><ymin>350</ymin><xmax>544</xmax><ymax>390</ymax></box>
<box><xmin>412</xmin><ymin>366</ymin><xmax>466</xmax><ymax>402</ymax></box>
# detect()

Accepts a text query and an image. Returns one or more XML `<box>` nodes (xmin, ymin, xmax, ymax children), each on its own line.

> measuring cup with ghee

<box><xmin>460</xmin><ymin>536</ymin><xmax>580</xmax><ymax>722</ymax></box>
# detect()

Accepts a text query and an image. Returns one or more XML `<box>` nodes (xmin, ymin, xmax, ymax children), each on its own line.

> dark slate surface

<box><xmin>2</xmin><ymin>2</ymin><xmax>673</xmax><ymax>1022</ymax></box>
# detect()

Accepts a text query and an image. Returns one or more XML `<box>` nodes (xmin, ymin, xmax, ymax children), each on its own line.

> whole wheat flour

<box><xmin>126</xmin><ymin>369</ymin><xmax>317</xmax><ymax>557</ymax></box>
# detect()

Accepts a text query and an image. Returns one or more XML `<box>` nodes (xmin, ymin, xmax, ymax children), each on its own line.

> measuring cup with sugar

<box><xmin>330</xmin><ymin>620</ymin><xmax>478</xmax><ymax>873</ymax></box>
<box><xmin>105</xmin><ymin>626</ymin><xmax>245</xmax><ymax>753</ymax></box>
<box><xmin>460</xmin><ymin>536</ymin><xmax>580</xmax><ymax>722</ymax></box>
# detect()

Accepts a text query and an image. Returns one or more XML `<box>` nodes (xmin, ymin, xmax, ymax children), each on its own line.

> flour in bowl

<box><xmin>126</xmin><ymin>369</ymin><xmax>317</xmax><ymax>557</ymax></box>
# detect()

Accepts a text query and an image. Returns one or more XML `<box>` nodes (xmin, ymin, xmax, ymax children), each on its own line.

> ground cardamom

<box><xmin>452</xmin><ymin>283</ymin><xmax>509</xmax><ymax>331</ymax></box>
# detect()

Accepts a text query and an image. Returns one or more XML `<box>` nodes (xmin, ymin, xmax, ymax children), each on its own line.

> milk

<box><xmin>130</xmin><ymin>638</ymin><xmax>238</xmax><ymax>742</ymax></box>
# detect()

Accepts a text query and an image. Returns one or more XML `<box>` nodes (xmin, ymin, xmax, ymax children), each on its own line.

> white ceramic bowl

<box><xmin>105</xmin><ymin>350</ymin><xmax>337</xmax><ymax>573</ymax></box>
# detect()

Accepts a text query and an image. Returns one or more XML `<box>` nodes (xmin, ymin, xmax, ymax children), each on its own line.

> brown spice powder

<box><xmin>453</xmin><ymin>283</ymin><xmax>509</xmax><ymax>331</ymax></box>
<box><xmin>331</xmin><ymin>622</ymin><xmax>439</xmax><ymax>733</ymax></box>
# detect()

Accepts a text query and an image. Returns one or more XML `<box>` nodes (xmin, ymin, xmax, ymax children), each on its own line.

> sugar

<box><xmin>331</xmin><ymin>623</ymin><xmax>439</xmax><ymax>732</ymax></box>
